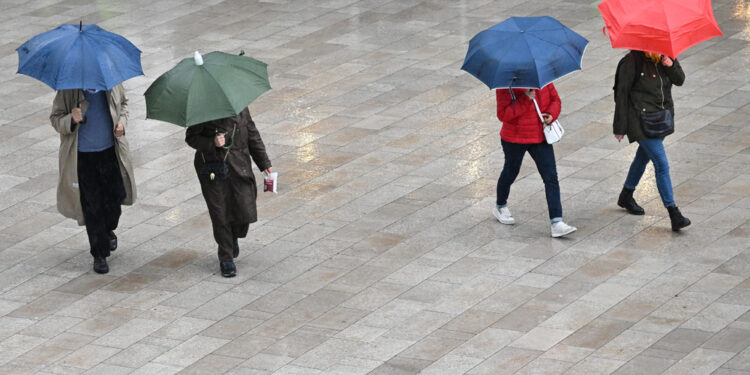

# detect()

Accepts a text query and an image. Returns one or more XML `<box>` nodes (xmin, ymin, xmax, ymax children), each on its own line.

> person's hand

<box><xmin>526</xmin><ymin>89</ymin><xmax>535</xmax><ymax>100</ymax></box>
<box><xmin>264</xmin><ymin>167</ymin><xmax>273</xmax><ymax>175</ymax></box>
<box><xmin>214</xmin><ymin>133</ymin><xmax>226</xmax><ymax>147</ymax></box>
<box><xmin>72</xmin><ymin>107</ymin><xmax>83</xmax><ymax>124</ymax></box>
<box><xmin>115</xmin><ymin>122</ymin><xmax>125</xmax><ymax>138</ymax></box>
<box><xmin>661</xmin><ymin>56</ymin><xmax>673</xmax><ymax>67</ymax></box>
<box><xmin>542</xmin><ymin>113</ymin><xmax>553</xmax><ymax>124</ymax></box>
<box><xmin>614</xmin><ymin>134</ymin><xmax>624</xmax><ymax>142</ymax></box>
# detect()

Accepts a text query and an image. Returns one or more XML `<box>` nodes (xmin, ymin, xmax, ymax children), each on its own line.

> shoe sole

<box><xmin>492</xmin><ymin>209</ymin><xmax>515</xmax><ymax>225</ymax></box>
<box><xmin>552</xmin><ymin>227</ymin><xmax>577</xmax><ymax>238</ymax></box>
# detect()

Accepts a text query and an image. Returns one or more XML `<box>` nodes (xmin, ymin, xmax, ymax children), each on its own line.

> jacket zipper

<box><xmin>657</xmin><ymin>62</ymin><xmax>665</xmax><ymax>110</ymax></box>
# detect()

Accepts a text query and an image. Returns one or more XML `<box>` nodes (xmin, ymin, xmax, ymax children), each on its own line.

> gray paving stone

<box><xmin>1</xmin><ymin>0</ymin><xmax>750</xmax><ymax>374</ymax></box>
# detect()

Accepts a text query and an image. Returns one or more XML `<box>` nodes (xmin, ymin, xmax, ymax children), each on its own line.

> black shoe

<box><xmin>108</xmin><ymin>231</ymin><xmax>117</xmax><ymax>252</ymax></box>
<box><xmin>232</xmin><ymin>238</ymin><xmax>239</xmax><ymax>258</ymax></box>
<box><xmin>93</xmin><ymin>257</ymin><xmax>109</xmax><ymax>274</ymax></box>
<box><xmin>618</xmin><ymin>187</ymin><xmax>645</xmax><ymax>215</ymax></box>
<box><xmin>220</xmin><ymin>261</ymin><xmax>236</xmax><ymax>278</ymax></box>
<box><xmin>667</xmin><ymin>206</ymin><xmax>691</xmax><ymax>231</ymax></box>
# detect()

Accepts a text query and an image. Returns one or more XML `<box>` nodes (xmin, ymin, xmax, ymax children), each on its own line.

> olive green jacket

<box><xmin>613</xmin><ymin>51</ymin><xmax>685</xmax><ymax>143</ymax></box>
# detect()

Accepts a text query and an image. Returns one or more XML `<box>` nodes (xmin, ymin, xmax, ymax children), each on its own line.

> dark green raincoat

<box><xmin>186</xmin><ymin>108</ymin><xmax>271</xmax><ymax>261</ymax></box>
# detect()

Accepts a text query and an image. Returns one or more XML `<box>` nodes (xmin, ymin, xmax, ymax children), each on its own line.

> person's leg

<box><xmin>496</xmin><ymin>140</ymin><xmax>527</xmax><ymax>207</ymax></box>
<box><xmin>199</xmin><ymin>180</ymin><xmax>235</xmax><ymax>270</ymax></box>
<box><xmin>100</xmin><ymin>147</ymin><xmax>126</xmax><ymax>250</ymax></box>
<box><xmin>527</xmin><ymin>142</ymin><xmax>562</xmax><ymax>222</ymax></box>
<box><xmin>230</xmin><ymin>223</ymin><xmax>249</xmax><ymax>258</ymax></box>
<box><xmin>638</xmin><ymin>138</ymin><xmax>690</xmax><ymax>231</ymax></box>
<box><xmin>624</xmin><ymin>144</ymin><xmax>650</xmax><ymax>190</ymax></box>
<box><xmin>636</xmin><ymin>138</ymin><xmax>675</xmax><ymax>207</ymax></box>
<box><xmin>77</xmin><ymin>151</ymin><xmax>111</xmax><ymax>271</ymax></box>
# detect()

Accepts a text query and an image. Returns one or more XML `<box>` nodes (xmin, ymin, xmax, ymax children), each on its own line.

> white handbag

<box><xmin>533</xmin><ymin>98</ymin><xmax>564</xmax><ymax>144</ymax></box>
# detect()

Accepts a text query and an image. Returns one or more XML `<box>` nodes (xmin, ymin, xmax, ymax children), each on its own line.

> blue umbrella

<box><xmin>461</xmin><ymin>16</ymin><xmax>588</xmax><ymax>90</ymax></box>
<box><xmin>17</xmin><ymin>23</ymin><xmax>143</xmax><ymax>91</ymax></box>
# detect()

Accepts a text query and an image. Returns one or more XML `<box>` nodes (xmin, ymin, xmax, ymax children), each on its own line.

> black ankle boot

<box><xmin>108</xmin><ymin>231</ymin><xmax>117</xmax><ymax>252</ymax></box>
<box><xmin>93</xmin><ymin>257</ymin><xmax>109</xmax><ymax>274</ymax></box>
<box><xmin>220</xmin><ymin>261</ymin><xmax>236</xmax><ymax>277</ymax></box>
<box><xmin>618</xmin><ymin>187</ymin><xmax>644</xmax><ymax>215</ymax></box>
<box><xmin>667</xmin><ymin>206</ymin><xmax>690</xmax><ymax>231</ymax></box>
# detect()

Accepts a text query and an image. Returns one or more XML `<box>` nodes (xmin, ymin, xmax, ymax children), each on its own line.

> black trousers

<box><xmin>199</xmin><ymin>177</ymin><xmax>250</xmax><ymax>261</ymax></box>
<box><xmin>78</xmin><ymin>146</ymin><xmax>126</xmax><ymax>259</ymax></box>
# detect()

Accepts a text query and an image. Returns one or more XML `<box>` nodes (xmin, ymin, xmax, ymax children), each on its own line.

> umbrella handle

<box><xmin>509</xmin><ymin>77</ymin><xmax>517</xmax><ymax>102</ymax></box>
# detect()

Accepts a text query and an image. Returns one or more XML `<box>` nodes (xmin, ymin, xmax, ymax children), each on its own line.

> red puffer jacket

<box><xmin>496</xmin><ymin>83</ymin><xmax>562</xmax><ymax>144</ymax></box>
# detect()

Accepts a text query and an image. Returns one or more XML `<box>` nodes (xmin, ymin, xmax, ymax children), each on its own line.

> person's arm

<box><xmin>50</xmin><ymin>90</ymin><xmax>77</xmax><ymax>135</ymax></box>
<box><xmin>614</xmin><ymin>54</ymin><xmax>635</xmax><ymax>137</ymax></box>
<box><xmin>663</xmin><ymin>57</ymin><xmax>685</xmax><ymax>86</ymax></box>
<box><xmin>496</xmin><ymin>89</ymin><xmax>529</xmax><ymax>123</ymax></box>
<box><xmin>541</xmin><ymin>84</ymin><xmax>561</xmax><ymax>122</ymax></box>
<box><xmin>115</xmin><ymin>85</ymin><xmax>128</xmax><ymax>137</ymax></box>
<box><xmin>243</xmin><ymin>109</ymin><xmax>272</xmax><ymax>172</ymax></box>
<box><xmin>185</xmin><ymin>123</ymin><xmax>216</xmax><ymax>153</ymax></box>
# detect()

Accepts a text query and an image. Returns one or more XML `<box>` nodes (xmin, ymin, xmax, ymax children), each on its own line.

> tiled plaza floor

<box><xmin>1</xmin><ymin>0</ymin><xmax>750</xmax><ymax>374</ymax></box>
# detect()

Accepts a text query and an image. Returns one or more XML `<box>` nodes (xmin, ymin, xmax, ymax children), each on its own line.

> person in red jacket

<box><xmin>493</xmin><ymin>83</ymin><xmax>576</xmax><ymax>238</ymax></box>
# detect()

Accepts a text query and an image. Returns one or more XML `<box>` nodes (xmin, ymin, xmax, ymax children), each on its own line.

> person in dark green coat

<box><xmin>613</xmin><ymin>50</ymin><xmax>690</xmax><ymax>231</ymax></box>
<box><xmin>186</xmin><ymin>108</ymin><xmax>272</xmax><ymax>277</ymax></box>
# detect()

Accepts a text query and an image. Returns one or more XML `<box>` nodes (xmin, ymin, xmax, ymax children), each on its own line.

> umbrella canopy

<box><xmin>17</xmin><ymin>23</ymin><xmax>143</xmax><ymax>91</ymax></box>
<box><xmin>599</xmin><ymin>0</ymin><xmax>723</xmax><ymax>58</ymax></box>
<box><xmin>461</xmin><ymin>16</ymin><xmax>589</xmax><ymax>89</ymax></box>
<box><xmin>144</xmin><ymin>51</ymin><xmax>271</xmax><ymax>127</ymax></box>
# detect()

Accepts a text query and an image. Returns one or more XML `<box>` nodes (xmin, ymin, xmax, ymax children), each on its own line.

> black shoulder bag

<box><xmin>640</xmin><ymin>108</ymin><xmax>674</xmax><ymax>138</ymax></box>
<box><xmin>198</xmin><ymin>123</ymin><xmax>236</xmax><ymax>182</ymax></box>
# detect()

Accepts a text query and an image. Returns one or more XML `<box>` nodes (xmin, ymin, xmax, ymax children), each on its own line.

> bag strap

<box><xmin>200</xmin><ymin>123</ymin><xmax>237</xmax><ymax>163</ymax></box>
<box><xmin>532</xmin><ymin>98</ymin><xmax>546</xmax><ymax>126</ymax></box>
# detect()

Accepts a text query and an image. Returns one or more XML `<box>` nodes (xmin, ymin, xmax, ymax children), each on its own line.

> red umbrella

<box><xmin>598</xmin><ymin>0</ymin><xmax>722</xmax><ymax>58</ymax></box>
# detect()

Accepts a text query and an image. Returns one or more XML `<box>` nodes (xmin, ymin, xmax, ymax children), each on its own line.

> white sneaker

<box><xmin>493</xmin><ymin>206</ymin><xmax>515</xmax><ymax>225</ymax></box>
<box><xmin>551</xmin><ymin>221</ymin><xmax>577</xmax><ymax>238</ymax></box>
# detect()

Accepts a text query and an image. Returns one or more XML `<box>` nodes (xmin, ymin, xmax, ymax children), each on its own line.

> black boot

<box><xmin>232</xmin><ymin>238</ymin><xmax>239</xmax><ymax>258</ymax></box>
<box><xmin>108</xmin><ymin>231</ymin><xmax>117</xmax><ymax>252</ymax></box>
<box><xmin>93</xmin><ymin>257</ymin><xmax>109</xmax><ymax>274</ymax></box>
<box><xmin>618</xmin><ymin>187</ymin><xmax>644</xmax><ymax>215</ymax></box>
<box><xmin>220</xmin><ymin>261</ymin><xmax>236</xmax><ymax>277</ymax></box>
<box><xmin>667</xmin><ymin>206</ymin><xmax>691</xmax><ymax>231</ymax></box>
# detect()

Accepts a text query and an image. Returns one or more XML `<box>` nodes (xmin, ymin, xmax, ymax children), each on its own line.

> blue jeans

<box><xmin>624</xmin><ymin>138</ymin><xmax>675</xmax><ymax>207</ymax></box>
<box><xmin>497</xmin><ymin>140</ymin><xmax>562</xmax><ymax>222</ymax></box>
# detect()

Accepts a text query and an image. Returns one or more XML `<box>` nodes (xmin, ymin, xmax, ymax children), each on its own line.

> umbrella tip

<box><xmin>239</xmin><ymin>50</ymin><xmax>245</xmax><ymax>56</ymax></box>
<box><xmin>79</xmin><ymin>20</ymin><xmax>82</xmax><ymax>31</ymax></box>
<box><xmin>194</xmin><ymin>51</ymin><xmax>203</xmax><ymax>66</ymax></box>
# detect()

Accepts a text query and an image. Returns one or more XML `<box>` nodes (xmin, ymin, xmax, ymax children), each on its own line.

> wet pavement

<box><xmin>1</xmin><ymin>0</ymin><xmax>750</xmax><ymax>374</ymax></box>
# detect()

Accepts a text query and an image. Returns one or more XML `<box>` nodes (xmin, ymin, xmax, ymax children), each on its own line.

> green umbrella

<box><xmin>144</xmin><ymin>51</ymin><xmax>271</xmax><ymax>127</ymax></box>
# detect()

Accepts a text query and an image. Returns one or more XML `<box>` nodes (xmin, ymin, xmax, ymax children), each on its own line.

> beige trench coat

<box><xmin>49</xmin><ymin>84</ymin><xmax>136</xmax><ymax>225</ymax></box>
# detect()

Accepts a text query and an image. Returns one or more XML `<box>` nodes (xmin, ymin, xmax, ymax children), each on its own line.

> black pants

<box><xmin>78</xmin><ymin>147</ymin><xmax>126</xmax><ymax>259</ymax></box>
<box><xmin>200</xmin><ymin>180</ymin><xmax>250</xmax><ymax>261</ymax></box>
<box><xmin>497</xmin><ymin>139</ymin><xmax>562</xmax><ymax>221</ymax></box>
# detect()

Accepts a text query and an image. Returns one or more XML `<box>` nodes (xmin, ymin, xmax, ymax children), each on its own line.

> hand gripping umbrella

<box><xmin>461</xmin><ymin>16</ymin><xmax>589</xmax><ymax>90</ymax></box>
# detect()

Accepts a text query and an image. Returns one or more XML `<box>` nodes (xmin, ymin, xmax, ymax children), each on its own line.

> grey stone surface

<box><xmin>1</xmin><ymin>0</ymin><xmax>749</xmax><ymax>373</ymax></box>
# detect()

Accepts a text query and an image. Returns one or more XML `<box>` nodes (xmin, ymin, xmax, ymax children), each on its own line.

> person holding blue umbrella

<box><xmin>462</xmin><ymin>16</ymin><xmax>587</xmax><ymax>237</ymax></box>
<box><xmin>18</xmin><ymin>23</ymin><xmax>141</xmax><ymax>273</ymax></box>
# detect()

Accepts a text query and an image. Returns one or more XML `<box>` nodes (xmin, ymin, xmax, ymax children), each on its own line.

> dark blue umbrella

<box><xmin>461</xmin><ymin>16</ymin><xmax>588</xmax><ymax>89</ymax></box>
<box><xmin>17</xmin><ymin>23</ymin><xmax>143</xmax><ymax>91</ymax></box>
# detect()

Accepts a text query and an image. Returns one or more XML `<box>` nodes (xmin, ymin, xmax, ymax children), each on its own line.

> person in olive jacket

<box><xmin>613</xmin><ymin>50</ymin><xmax>690</xmax><ymax>231</ymax></box>
<box><xmin>186</xmin><ymin>107</ymin><xmax>272</xmax><ymax>277</ymax></box>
